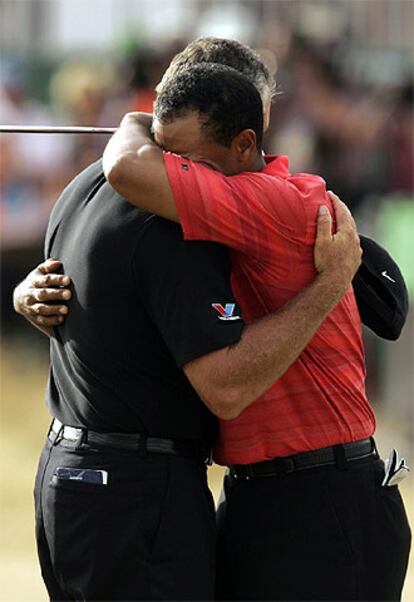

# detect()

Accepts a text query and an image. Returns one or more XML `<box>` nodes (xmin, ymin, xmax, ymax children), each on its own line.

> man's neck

<box><xmin>251</xmin><ymin>152</ymin><xmax>266</xmax><ymax>172</ymax></box>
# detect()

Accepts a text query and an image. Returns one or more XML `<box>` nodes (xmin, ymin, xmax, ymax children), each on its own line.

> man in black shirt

<box><xmin>28</xmin><ymin>159</ymin><xmax>241</xmax><ymax>601</ymax></box>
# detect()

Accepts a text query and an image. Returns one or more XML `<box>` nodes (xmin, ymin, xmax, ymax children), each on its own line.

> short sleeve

<box><xmin>163</xmin><ymin>151</ymin><xmax>306</xmax><ymax>260</ymax></box>
<box><xmin>132</xmin><ymin>217</ymin><xmax>245</xmax><ymax>367</ymax></box>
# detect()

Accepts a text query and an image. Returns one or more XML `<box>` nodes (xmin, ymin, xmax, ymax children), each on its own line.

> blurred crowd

<box><xmin>1</xmin><ymin>25</ymin><xmax>413</xmax><ymax>330</ymax></box>
<box><xmin>266</xmin><ymin>36</ymin><xmax>413</xmax><ymax>211</ymax></box>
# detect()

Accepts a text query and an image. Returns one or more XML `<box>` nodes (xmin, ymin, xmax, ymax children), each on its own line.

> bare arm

<box><xmin>102</xmin><ymin>112</ymin><xmax>179</xmax><ymax>221</ymax></box>
<box><xmin>183</xmin><ymin>196</ymin><xmax>361</xmax><ymax>419</ymax></box>
<box><xmin>13</xmin><ymin>259</ymin><xmax>72</xmax><ymax>337</ymax></box>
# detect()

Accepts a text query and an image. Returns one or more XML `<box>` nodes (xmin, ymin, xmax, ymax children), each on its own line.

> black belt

<box><xmin>230</xmin><ymin>438</ymin><xmax>378</xmax><ymax>479</ymax></box>
<box><xmin>49</xmin><ymin>419</ymin><xmax>212</xmax><ymax>464</ymax></box>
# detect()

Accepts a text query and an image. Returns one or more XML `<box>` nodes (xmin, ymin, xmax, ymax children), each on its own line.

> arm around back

<box><xmin>184</xmin><ymin>269</ymin><xmax>353</xmax><ymax>420</ymax></box>
<box><xmin>184</xmin><ymin>197</ymin><xmax>362</xmax><ymax>420</ymax></box>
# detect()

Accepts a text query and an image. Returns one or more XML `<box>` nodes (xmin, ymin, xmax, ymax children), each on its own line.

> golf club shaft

<box><xmin>0</xmin><ymin>125</ymin><xmax>117</xmax><ymax>134</ymax></box>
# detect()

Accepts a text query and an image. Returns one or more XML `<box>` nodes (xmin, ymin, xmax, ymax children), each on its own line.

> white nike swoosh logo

<box><xmin>381</xmin><ymin>270</ymin><xmax>396</xmax><ymax>283</ymax></box>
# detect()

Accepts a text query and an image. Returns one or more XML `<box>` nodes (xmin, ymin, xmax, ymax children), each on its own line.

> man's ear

<box><xmin>232</xmin><ymin>129</ymin><xmax>257</xmax><ymax>162</ymax></box>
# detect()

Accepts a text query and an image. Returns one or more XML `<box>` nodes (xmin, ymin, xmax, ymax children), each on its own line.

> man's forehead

<box><xmin>153</xmin><ymin>113</ymin><xmax>202</xmax><ymax>147</ymax></box>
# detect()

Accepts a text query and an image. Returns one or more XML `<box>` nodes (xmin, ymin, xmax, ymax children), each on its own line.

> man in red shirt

<box><xmin>101</xmin><ymin>62</ymin><xmax>411</xmax><ymax>600</ymax></box>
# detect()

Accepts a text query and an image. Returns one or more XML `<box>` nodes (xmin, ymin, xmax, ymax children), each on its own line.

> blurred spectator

<box><xmin>383</xmin><ymin>82</ymin><xmax>414</xmax><ymax>194</ymax></box>
<box><xmin>127</xmin><ymin>48</ymin><xmax>163</xmax><ymax>113</ymax></box>
<box><xmin>49</xmin><ymin>60</ymin><xmax>120</xmax><ymax>172</ymax></box>
<box><xmin>126</xmin><ymin>41</ymin><xmax>189</xmax><ymax>114</ymax></box>
<box><xmin>266</xmin><ymin>35</ymin><xmax>413</xmax><ymax>212</ymax></box>
<box><xmin>0</xmin><ymin>58</ymin><xmax>72</xmax><ymax>248</ymax></box>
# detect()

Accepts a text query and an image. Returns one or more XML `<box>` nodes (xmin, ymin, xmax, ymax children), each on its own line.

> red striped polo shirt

<box><xmin>164</xmin><ymin>152</ymin><xmax>376</xmax><ymax>465</ymax></box>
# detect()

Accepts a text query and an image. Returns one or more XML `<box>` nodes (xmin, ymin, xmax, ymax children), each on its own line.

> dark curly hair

<box><xmin>154</xmin><ymin>62</ymin><xmax>263</xmax><ymax>150</ymax></box>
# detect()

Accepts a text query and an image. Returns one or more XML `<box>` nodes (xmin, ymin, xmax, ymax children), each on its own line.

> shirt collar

<box><xmin>262</xmin><ymin>155</ymin><xmax>290</xmax><ymax>177</ymax></box>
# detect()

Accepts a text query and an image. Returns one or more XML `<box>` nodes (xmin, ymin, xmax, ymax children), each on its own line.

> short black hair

<box><xmin>154</xmin><ymin>62</ymin><xmax>264</xmax><ymax>150</ymax></box>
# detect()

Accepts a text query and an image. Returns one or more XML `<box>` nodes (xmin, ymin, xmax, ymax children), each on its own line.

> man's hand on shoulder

<box><xmin>314</xmin><ymin>191</ymin><xmax>362</xmax><ymax>296</ymax></box>
<box><xmin>13</xmin><ymin>259</ymin><xmax>71</xmax><ymax>337</ymax></box>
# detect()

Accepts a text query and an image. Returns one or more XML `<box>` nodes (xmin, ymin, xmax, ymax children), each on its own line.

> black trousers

<box><xmin>216</xmin><ymin>456</ymin><xmax>411</xmax><ymax>601</ymax></box>
<box><xmin>34</xmin><ymin>437</ymin><xmax>216</xmax><ymax>601</ymax></box>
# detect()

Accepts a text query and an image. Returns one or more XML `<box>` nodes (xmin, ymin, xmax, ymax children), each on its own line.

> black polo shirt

<box><xmin>44</xmin><ymin>160</ymin><xmax>244</xmax><ymax>447</ymax></box>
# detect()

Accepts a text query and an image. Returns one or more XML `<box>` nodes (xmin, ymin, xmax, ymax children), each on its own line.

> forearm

<box><xmin>102</xmin><ymin>113</ymin><xmax>153</xmax><ymax>175</ymax></box>
<box><xmin>185</xmin><ymin>271</ymin><xmax>348</xmax><ymax>419</ymax></box>
<box><xmin>102</xmin><ymin>114</ymin><xmax>177</xmax><ymax>219</ymax></box>
<box><xmin>227</xmin><ymin>273</ymin><xmax>346</xmax><ymax>396</ymax></box>
<box><xmin>103</xmin><ymin>115</ymin><xmax>149</xmax><ymax>199</ymax></box>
